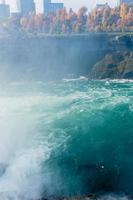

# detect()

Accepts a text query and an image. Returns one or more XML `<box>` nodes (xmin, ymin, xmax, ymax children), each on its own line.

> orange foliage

<box><xmin>1</xmin><ymin>3</ymin><xmax>133</xmax><ymax>35</ymax></box>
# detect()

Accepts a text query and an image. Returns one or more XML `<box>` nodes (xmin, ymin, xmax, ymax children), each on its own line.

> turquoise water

<box><xmin>0</xmin><ymin>79</ymin><xmax>133</xmax><ymax>199</ymax></box>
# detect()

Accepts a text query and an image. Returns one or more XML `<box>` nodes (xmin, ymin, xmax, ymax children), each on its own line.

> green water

<box><xmin>0</xmin><ymin>79</ymin><xmax>133</xmax><ymax>199</ymax></box>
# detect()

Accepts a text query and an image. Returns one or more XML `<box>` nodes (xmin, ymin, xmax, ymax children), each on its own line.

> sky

<box><xmin>4</xmin><ymin>0</ymin><xmax>117</xmax><ymax>13</ymax></box>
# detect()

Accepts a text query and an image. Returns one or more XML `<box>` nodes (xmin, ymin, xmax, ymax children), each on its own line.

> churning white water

<box><xmin>0</xmin><ymin>94</ymin><xmax>52</xmax><ymax>199</ymax></box>
<box><xmin>0</xmin><ymin>80</ymin><xmax>133</xmax><ymax>199</ymax></box>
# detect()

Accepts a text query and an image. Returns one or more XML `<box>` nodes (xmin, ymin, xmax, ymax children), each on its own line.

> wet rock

<box><xmin>90</xmin><ymin>51</ymin><xmax>133</xmax><ymax>79</ymax></box>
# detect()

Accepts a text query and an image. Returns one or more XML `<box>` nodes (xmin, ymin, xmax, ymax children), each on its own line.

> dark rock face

<box><xmin>90</xmin><ymin>51</ymin><xmax>133</xmax><ymax>79</ymax></box>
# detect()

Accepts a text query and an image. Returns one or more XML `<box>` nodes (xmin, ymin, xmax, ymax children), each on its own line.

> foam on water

<box><xmin>0</xmin><ymin>80</ymin><xmax>132</xmax><ymax>199</ymax></box>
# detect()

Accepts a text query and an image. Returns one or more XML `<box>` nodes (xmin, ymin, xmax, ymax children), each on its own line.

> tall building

<box><xmin>117</xmin><ymin>0</ymin><xmax>133</xmax><ymax>5</ymax></box>
<box><xmin>117</xmin><ymin>0</ymin><xmax>120</xmax><ymax>6</ymax></box>
<box><xmin>0</xmin><ymin>0</ymin><xmax>10</xmax><ymax>18</ymax></box>
<box><xmin>18</xmin><ymin>0</ymin><xmax>35</xmax><ymax>15</ymax></box>
<box><xmin>96</xmin><ymin>3</ymin><xmax>109</xmax><ymax>10</ymax></box>
<box><xmin>43</xmin><ymin>0</ymin><xmax>64</xmax><ymax>15</ymax></box>
<box><xmin>122</xmin><ymin>0</ymin><xmax>133</xmax><ymax>4</ymax></box>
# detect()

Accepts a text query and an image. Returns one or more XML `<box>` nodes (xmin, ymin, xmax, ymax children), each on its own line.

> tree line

<box><xmin>0</xmin><ymin>3</ymin><xmax>133</xmax><ymax>36</ymax></box>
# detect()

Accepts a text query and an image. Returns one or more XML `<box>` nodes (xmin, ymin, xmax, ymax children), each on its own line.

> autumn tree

<box><xmin>4</xmin><ymin>3</ymin><xmax>133</xmax><ymax>35</ymax></box>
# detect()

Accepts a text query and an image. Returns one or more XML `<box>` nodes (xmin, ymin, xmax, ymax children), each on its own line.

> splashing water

<box><xmin>0</xmin><ymin>80</ymin><xmax>133</xmax><ymax>199</ymax></box>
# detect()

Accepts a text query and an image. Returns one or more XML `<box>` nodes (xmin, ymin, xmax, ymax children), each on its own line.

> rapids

<box><xmin>0</xmin><ymin>79</ymin><xmax>133</xmax><ymax>200</ymax></box>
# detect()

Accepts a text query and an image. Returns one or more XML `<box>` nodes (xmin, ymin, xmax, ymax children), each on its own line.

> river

<box><xmin>0</xmin><ymin>79</ymin><xmax>133</xmax><ymax>199</ymax></box>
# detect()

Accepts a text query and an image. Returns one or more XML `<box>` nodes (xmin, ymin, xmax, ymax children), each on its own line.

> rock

<box><xmin>90</xmin><ymin>51</ymin><xmax>133</xmax><ymax>79</ymax></box>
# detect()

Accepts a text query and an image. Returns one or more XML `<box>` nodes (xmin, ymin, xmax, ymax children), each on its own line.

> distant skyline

<box><xmin>4</xmin><ymin>0</ymin><xmax>117</xmax><ymax>13</ymax></box>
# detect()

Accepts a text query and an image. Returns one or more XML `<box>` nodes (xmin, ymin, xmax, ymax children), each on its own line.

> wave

<box><xmin>0</xmin><ymin>80</ymin><xmax>132</xmax><ymax>199</ymax></box>
<box><xmin>108</xmin><ymin>79</ymin><xmax>133</xmax><ymax>83</ymax></box>
<box><xmin>98</xmin><ymin>194</ymin><xmax>132</xmax><ymax>200</ymax></box>
<box><xmin>63</xmin><ymin>76</ymin><xmax>88</xmax><ymax>82</ymax></box>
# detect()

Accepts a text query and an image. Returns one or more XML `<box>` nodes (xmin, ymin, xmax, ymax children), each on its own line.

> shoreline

<box><xmin>0</xmin><ymin>31</ymin><xmax>133</xmax><ymax>39</ymax></box>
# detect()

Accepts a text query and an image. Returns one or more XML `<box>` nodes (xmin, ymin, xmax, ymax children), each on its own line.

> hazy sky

<box><xmin>5</xmin><ymin>0</ymin><xmax>117</xmax><ymax>12</ymax></box>
<box><xmin>53</xmin><ymin>0</ymin><xmax>117</xmax><ymax>11</ymax></box>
